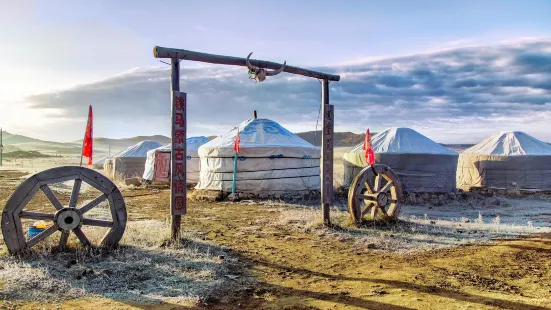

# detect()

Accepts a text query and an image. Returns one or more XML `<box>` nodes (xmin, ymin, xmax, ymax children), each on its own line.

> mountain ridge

<box><xmin>4</xmin><ymin>130</ymin><xmax>529</xmax><ymax>155</ymax></box>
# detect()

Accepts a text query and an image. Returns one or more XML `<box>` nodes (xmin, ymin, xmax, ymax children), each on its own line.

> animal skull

<box><xmin>246</xmin><ymin>53</ymin><xmax>286</xmax><ymax>82</ymax></box>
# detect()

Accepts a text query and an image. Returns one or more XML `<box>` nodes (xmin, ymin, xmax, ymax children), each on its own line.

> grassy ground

<box><xmin>1</xmin><ymin>169</ymin><xmax>551</xmax><ymax>309</ymax></box>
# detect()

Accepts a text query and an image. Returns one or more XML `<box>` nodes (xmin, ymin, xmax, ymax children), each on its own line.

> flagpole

<box><xmin>232</xmin><ymin>126</ymin><xmax>239</xmax><ymax>194</ymax></box>
<box><xmin>232</xmin><ymin>153</ymin><xmax>237</xmax><ymax>193</ymax></box>
<box><xmin>80</xmin><ymin>105</ymin><xmax>91</xmax><ymax>167</ymax></box>
<box><xmin>363</xmin><ymin>129</ymin><xmax>378</xmax><ymax>176</ymax></box>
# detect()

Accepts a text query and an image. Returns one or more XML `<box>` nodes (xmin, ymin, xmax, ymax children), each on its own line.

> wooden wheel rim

<box><xmin>347</xmin><ymin>164</ymin><xmax>403</xmax><ymax>222</ymax></box>
<box><xmin>1</xmin><ymin>166</ymin><xmax>127</xmax><ymax>253</ymax></box>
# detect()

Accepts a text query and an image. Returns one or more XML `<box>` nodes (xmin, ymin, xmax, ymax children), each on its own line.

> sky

<box><xmin>1</xmin><ymin>0</ymin><xmax>551</xmax><ymax>143</ymax></box>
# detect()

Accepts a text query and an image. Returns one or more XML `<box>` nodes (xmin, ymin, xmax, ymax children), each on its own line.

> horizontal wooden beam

<box><xmin>153</xmin><ymin>46</ymin><xmax>340</xmax><ymax>82</ymax></box>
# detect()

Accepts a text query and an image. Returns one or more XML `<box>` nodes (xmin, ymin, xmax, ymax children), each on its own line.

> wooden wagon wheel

<box><xmin>1</xmin><ymin>166</ymin><xmax>126</xmax><ymax>253</ymax></box>
<box><xmin>348</xmin><ymin>164</ymin><xmax>403</xmax><ymax>222</ymax></box>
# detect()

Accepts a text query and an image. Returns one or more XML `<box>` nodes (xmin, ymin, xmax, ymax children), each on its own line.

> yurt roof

<box><xmin>462</xmin><ymin>131</ymin><xmax>551</xmax><ymax>156</ymax></box>
<box><xmin>151</xmin><ymin>136</ymin><xmax>210</xmax><ymax>153</ymax></box>
<box><xmin>93</xmin><ymin>156</ymin><xmax>110</xmax><ymax>165</ymax></box>
<box><xmin>199</xmin><ymin>118</ymin><xmax>319</xmax><ymax>158</ymax></box>
<box><xmin>348</xmin><ymin>127</ymin><xmax>456</xmax><ymax>155</ymax></box>
<box><xmin>114</xmin><ymin>140</ymin><xmax>161</xmax><ymax>158</ymax></box>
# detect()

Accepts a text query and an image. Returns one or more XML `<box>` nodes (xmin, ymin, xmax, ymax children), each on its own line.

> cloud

<box><xmin>23</xmin><ymin>39</ymin><xmax>551</xmax><ymax>143</ymax></box>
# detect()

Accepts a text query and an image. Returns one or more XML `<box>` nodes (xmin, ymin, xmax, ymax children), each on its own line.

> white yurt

<box><xmin>196</xmin><ymin>118</ymin><xmax>320</xmax><ymax>193</ymax></box>
<box><xmin>457</xmin><ymin>131</ymin><xmax>551</xmax><ymax>190</ymax></box>
<box><xmin>92</xmin><ymin>156</ymin><xmax>110</xmax><ymax>169</ymax></box>
<box><xmin>343</xmin><ymin>127</ymin><xmax>458</xmax><ymax>192</ymax></box>
<box><xmin>142</xmin><ymin>136</ymin><xmax>210</xmax><ymax>184</ymax></box>
<box><xmin>107</xmin><ymin>140</ymin><xmax>161</xmax><ymax>179</ymax></box>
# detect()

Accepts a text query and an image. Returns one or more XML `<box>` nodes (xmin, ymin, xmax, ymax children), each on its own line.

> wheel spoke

<box><xmin>82</xmin><ymin>218</ymin><xmax>113</xmax><ymax>227</ymax></box>
<box><xmin>79</xmin><ymin>194</ymin><xmax>107</xmax><ymax>214</ymax></box>
<box><xmin>73</xmin><ymin>227</ymin><xmax>91</xmax><ymax>246</ymax></box>
<box><xmin>389</xmin><ymin>199</ymin><xmax>398</xmax><ymax>203</ymax></box>
<box><xmin>387</xmin><ymin>203</ymin><xmax>399</xmax><ymax>217</ymax></box>
<box><xmin>379</xmin><ymin>207</ymin><xmax>389</xmax><ymax>217</ymax></box>
<box><xmin>364</xmin><ymin>182</ymin><xmax>374</xmax><ymax>194</ymax></box>
<box><xmin>361</xmin><ymin>202</ymin><xmax>375</xmax><ymax>217</ymax></box>
<box><xmin>358</xmin><ymin>194</ymin><xmax>377</xmax><ymax>201</ymax></box>
<box><xmin>68</xmin><ymin>179</ymin><xmax>82</xmax><ymax>209</ymax></box>
<box><xmin>59</xmin><ymin>231</ymin><xmax>70</xmax><ymax>250</ymax></box>
<box><xmin>370</xmin><ymin>205</ymin><xmax>379</xmax><ymax>219</ymax></box>
<box><xmin>26</xmin><ymin>224</ymin><xmax>59</xmax><ymax>248</ymax></box>
<box><xmin>40</xmin><ymin>184</ymin><xmax>63</xmax><ymax>211</ymax></box>
<box><xmin>20</xmin><ymin>211</ymin><xmax>55</xmax><ymax>220</ymax></box>
<box><xmin>373</xmin><ymin>175</ymin><xmax>381</xmax><ymax>192</ymax></box>
<box><xmin>380</xmin><ymin>181</ymin><xmax>393</xmax><ymax>193</ymax></box>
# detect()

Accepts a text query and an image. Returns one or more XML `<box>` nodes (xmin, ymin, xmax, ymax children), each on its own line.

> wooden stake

<box><xmin>321</xmin><ymin>79</ymin><xmax>334</xmax><ymax>225</ymax></box>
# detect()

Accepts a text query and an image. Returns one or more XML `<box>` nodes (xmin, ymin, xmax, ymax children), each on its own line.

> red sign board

<box><xmin>153</xmin><ymin>152</ymin><xmax>170</xmax><ymax>182</ymax></box>
<box><xmin>171</xmin><ymin>91</ymin><xmax>187</xmax><ymax>215</ymax></box>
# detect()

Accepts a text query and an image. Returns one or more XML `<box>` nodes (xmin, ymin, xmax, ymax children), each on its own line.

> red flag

<box><xmin>233</xmin><ymin>127</ymin><xmax>240</xmax><ymax>153</ymax></box>
<box><xmin>363</xmin><ymin>129</ymin><xmax>375</xmax><ymax>165</ymax></box>
<box><xmin>82</xmin><ymin>105</ymin><xmax>93</xmax><ymax>166</ymax></box>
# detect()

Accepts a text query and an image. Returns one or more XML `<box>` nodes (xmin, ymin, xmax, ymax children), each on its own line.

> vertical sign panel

<box><xmin>154</xmin><ymin>152</ymin><xmax>170</xmax><ymax>182</ymax></box>
<box><xmin>321</xmin><ymin>104</ymin><xmax>334</xmax><ymax>204</ymax></box>
<box><xmin>171</xmin><ymin>91</ymin><xmax>187</xmax><ymax>215</ymax></box>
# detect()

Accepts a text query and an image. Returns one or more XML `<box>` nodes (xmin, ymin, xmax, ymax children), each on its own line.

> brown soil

<box><xmin>1</xmin><ymin>170</ymin><xmax>551</xmax><ymax>309</ymax></box>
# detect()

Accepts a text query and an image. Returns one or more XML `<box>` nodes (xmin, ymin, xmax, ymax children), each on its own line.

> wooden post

<box><xmin>170</xmin><ymin>58</ymin><xmax>185</xmax><ymax>240</ymax></box>
<box><xmin>153</xmin><ymin>46</ymin><xmax>340</xmax><ymax>82</ymax></box>
<box><xmin>152</xmin><ymin>46</ymin><xmax>342</xmax><ymax>228</ymax></box>
<box><xmin>253</xmin><ymin>110</ymin><xmax>257</xmax><ymax>119</ymax></box>
<box><xmin>321</xmin><ymin>79</ymin><xmax>333</xmax><ymax>225</ymax></box>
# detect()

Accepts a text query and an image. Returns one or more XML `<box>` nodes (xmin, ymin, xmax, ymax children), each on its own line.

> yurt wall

<box><xmin>457</xmin><ymin>132</ymin><xmax>551</xmax><ymax>190</ymax></box>
<box><xmin>113</xmin><ymin>157</ymin><xmax>148</xmax><ymax>179</ymax></box>
<box><xmin>196</xmin><ymin>119</ymin><xmax>320</xmax><ymax>193</ymax></box>
<box><xmin>108</xmin><ymin>140</ymin><xmax>161</xmax><ymax>179</ymax></box>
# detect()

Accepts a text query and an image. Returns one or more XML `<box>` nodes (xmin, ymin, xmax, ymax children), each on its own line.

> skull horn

<box><xmin>246</xmin><ymin>52</ymin><xmax>258</xmax><ymax>72</ymax></box>
<box><xmin>246</xmin><ymin>52</ymin><xmax>287</xmax><ymax>76</ymax></box>
<box><xmin>265</xmin><ymin>60</ymin><xmax>286</xmax><ymax>76</ymax></box>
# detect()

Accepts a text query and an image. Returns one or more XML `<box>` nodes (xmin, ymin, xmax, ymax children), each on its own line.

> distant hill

<box><xmin>75</xmin><ymin>135</ymin><xmax>172</xmax><ymax>155</ymax></box>
<box><xmin>2</xmin><ymin>131</ymin><xmax>81</xmax><ymax>155</ymax></box>
<box><xmin>5</xmin><ymin>130</ymin><xmax>541</xmax><ymax>156</ymax></box>
<box><xmin>441</xmin><ymin>144</ymin><xmax>474</xmax><ymax>152</ymax></box>
<box><xmin>2</xmin><ymin>131</ymin><xmax>171</xmax><ymax>157</ymax></box>
<box><xmin>77</xmin><ymin>135</ymin><xmax>171</xmax><ymax>146</ymax></box>
<box><xmin>2</xmin><ymin>131</ymin><xmax>45</xmax><ymax>144</ymax></box>
<box><xmin>2</xmin><ymin>150</ymin><xmax>53</xmax><ymax>158</ymax></box>
<box><xmin>1</xmin><ymin>145</ymin><xmax>20</xmax><ymax>153</ymax></box>
<box><xmin>13</xmin><ymin>141</ymin><xmax>82</xmax><ymax>155</ymax></box>
<box><xmin>204</xmin><ymin>131</ymin><xmax>366</xmax><ymax>147</ymax></box>
<box><xmin>296</xmin><ymin>131</ymin><xmax>366</xmax><ymax>147</ymax></box>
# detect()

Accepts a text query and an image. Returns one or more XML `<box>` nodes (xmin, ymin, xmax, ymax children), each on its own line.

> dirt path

<box><xmin>119</xmin><ymin>188</ymin><xmax>551</xmax><ymax>310</ymax></box>
<box><xmin>2</xmin><ymin>170</ymin><xmax>551</xmax><ymax>309</ymax></box>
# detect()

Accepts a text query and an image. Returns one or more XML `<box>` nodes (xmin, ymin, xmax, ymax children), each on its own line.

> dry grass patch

<box><xmin>0</xmin><ymin>221</ymin><xmax>251</xmax><ymax>305</ymax></box>
<box><xmin>275</xmin><ymin>206</ymin><xmax>551</xmax><ymax>253</ymax></box>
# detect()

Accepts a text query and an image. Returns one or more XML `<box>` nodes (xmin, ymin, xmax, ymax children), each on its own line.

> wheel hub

<box><xmin>376</xmin><ymin>192</ymin><xmax>388</xmax><ymax>207</ymax></box>
<box><xmin>54</xmin><ymin>208</ymin><xmax>82</xmax><ymax>231</ymax></box>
